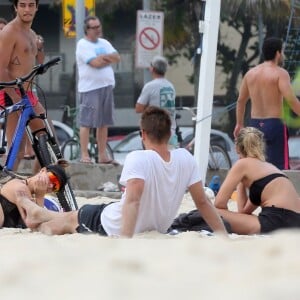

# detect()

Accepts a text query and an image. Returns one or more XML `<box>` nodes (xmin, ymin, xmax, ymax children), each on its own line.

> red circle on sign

<box><xmin>139</xmin><ymin>27</ymin><xmax>160</xmax><ymax>50</ymax></box>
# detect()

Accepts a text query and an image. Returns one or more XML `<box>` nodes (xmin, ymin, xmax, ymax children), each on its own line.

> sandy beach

<box><xmin>1</xmin><ymin>193</ymin><xmax>300</xmax><ymax>300</ymax></box>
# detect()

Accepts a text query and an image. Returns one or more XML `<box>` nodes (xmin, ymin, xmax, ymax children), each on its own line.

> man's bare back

<box><xmin>243</xmin><ymin>62</ymin><xmax>286</xmax><ymax>118</ymax></box>
<box><xmin>234</xmin><ymin>40</ymin><xmax>300</xmax><ymax>139</ymax></box>
<box><xmin>234</xmin><ymin>37</ymin><xmax>300</xmax><ymax>169</ymax></box>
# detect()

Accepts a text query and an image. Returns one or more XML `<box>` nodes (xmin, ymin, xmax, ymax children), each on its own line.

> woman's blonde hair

<box><xmin>235</xmin><ymin>127</ymin><xmax>266</xmax><ymax>161</ymax></box>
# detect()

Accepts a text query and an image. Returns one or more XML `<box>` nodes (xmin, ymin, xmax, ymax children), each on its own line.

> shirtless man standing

<box><xmin>0</xmin><ymin>0</ymin><xmax>48</xmax><ymax>170</ymax></box>
<box><xmin>234</xmin><ymin>37</ymin><xmax>300</xmax><ymax>169</ymax></box>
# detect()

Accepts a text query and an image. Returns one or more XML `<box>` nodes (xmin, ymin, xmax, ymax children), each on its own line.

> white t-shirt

<box><xmin>101</xmin><ymin>148</ymin><xmax>201</xmax><ymax>236</ymax></box>
<box><xmin>76</xmin><ymin>38</ymin><xmax>118</xmax><ymax>92</ymax></box>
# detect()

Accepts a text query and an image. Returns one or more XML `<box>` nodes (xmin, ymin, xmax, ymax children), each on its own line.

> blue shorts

<box><xmin>249</xmin><ymin>118</ymin><xmax>289</xmax><ymax>169</ymax></box>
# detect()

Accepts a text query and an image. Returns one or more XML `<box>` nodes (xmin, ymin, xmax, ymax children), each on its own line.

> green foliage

<box><xmin>152</xmin><ymin>0</ymin><xmax>202</xmax><ymax>61</ymax></box>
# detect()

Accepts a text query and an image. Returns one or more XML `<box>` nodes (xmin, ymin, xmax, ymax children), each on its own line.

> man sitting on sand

<box><xmin>17</xmin><ymin>106</ymin><xmax>227</xmax><ymax>237</ymax></box>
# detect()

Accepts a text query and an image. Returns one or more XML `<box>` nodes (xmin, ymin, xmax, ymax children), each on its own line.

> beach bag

<box><xmin>168</xmin><ymin>209</ymin><xmax>232</xmax><ymax>233</ymax></box>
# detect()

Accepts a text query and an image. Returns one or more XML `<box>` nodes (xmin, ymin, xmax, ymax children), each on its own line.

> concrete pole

<box><xmin>76</xmin><ymin>0</ymin><xmax>85</xmax><ymax>41</ymax></box>
<box><xmin>75</xmin><ymin>0</ymin><xmax>85</xmax><ymax>108</ymax></box>
<box><xmin>193</xmin><ymin>0</ymin><xmax>221</xmax><ymax>182</ymax></box>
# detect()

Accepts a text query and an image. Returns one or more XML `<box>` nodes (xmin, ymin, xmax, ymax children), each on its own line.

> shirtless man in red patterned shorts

<box><xmin>0</xmin><ymin>0</ymin><xmax>50</xmax><ymax>171</ymax></box>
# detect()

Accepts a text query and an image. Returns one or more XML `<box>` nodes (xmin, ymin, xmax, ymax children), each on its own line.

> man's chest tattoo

<box><xmin>11</xmin><ymin>56</ymin><xmax>21</xmax><ymax>66</ymax></box>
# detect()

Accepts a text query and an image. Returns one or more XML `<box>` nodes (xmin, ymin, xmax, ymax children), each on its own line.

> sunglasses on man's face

<box><xmin>47</xmin><ymin>172</ymin><xmax>61</xmax><ymax>192</ymax></box>
<box><xmin>88</xmin><ymin>25</ymin><xmax>101</xmax><ymax>30</ymax></box>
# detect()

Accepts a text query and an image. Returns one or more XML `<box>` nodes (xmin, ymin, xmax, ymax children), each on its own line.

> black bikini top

<box><xmin>0</xmin><ymin>193</ymin><xmax>25</xmax><ymax>228</ymax></box>
<box><xmin>0</xmin><ymin>193</ymin><xmax>17</xmax><ymax>215</ymax></box>
<box><xmin>249</xmin><ymin>173</ymin><xmax>288</xmax><ymax>206</ymax></box>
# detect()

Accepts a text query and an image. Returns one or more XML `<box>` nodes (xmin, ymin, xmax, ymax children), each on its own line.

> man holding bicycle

<box><xmin>0</xmin><ymin>0</ymin><xmax>48</xmax><ymax>170</ymax></box>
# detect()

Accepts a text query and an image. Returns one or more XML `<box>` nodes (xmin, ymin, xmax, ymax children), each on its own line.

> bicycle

<box><xmin>175</xmin><ymin>106</ymin><xmax>232</xmax><ymax>170</ymax></box>
<box><xmin>0</xmin><ymin>57</ymin><xmax>78</xmax><ymax>212</ymax></box>
<box><xmin>60</xmin><ymin>105</ymin><xmax>114</xmax><ymax>163</ymax></box>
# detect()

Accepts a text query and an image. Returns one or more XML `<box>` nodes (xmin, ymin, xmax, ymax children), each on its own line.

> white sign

<box><xmin>136</xmin><ymin>10</ymin><xmax>164</xmax><ymax>68</ymax></box>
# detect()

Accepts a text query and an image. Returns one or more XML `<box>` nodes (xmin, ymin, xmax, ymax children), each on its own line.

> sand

<box><xmin>1</xmin><ymin>194</ymin><xmax>300</xmax><ymax>300</ymax></box>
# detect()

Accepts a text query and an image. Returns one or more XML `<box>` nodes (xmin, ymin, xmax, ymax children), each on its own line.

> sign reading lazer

<box><xmin>136</xmin><ymin>10</ymin><xmax>164</xmax><ymax>68</ymax></box>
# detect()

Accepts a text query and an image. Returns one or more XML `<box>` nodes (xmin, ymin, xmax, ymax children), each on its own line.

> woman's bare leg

<box><xmin>217</xmin><ymin>208</ymin><xmax>261</xmax><ymax>234</ymax></box>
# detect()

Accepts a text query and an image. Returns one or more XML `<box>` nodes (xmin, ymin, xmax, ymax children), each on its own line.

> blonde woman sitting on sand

<box><xmin>215</xmin><ymin>127</ymin><xmax>300</xmax><ymax>234</ymax></box>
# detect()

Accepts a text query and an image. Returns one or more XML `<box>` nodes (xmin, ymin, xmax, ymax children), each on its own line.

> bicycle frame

<box><xmin>0</xmin><ymin>57</ymin><xmax>78</xmax><ymax>211</ymax></box>
<box><xmin>1</xmin><ymin>96</ymin><xmax>57</xmax><ymax>171</ymax></box>
<box><xmin>0</xmin><ymin>94</ymin><xmax>36</xmax><ymax>170</ymax></box>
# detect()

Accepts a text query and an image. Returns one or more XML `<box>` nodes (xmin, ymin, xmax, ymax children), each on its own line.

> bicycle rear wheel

<box><xmin>61</xmin><ymin>138</ymin><xmax>80</xmax><ymax>161</ymax></box>
<box><xmin>36</xmin><ymin>133</ymin><xmax>78</xmax><ymax>211</ymax></box>
<box><xmin>105</xmin><ymin>143</ymin><xmax>114</xmax><ymax>160</ymax></box>
<box><xmin>62</xmin><ymin>138</ymin><xmax>114</xmax><ymax>163</ymax></box>
<box><xmin>208</xmin><ymin>144</ymin><xmax>231</xmax><ymax>171</ymax></box>
<box><xmin>88</xmin><ymin>141</ymin><xmax>114</xmax><ymax>163</ymax></box>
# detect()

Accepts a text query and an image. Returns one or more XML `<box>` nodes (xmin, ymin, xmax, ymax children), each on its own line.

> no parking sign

<box><xmin>136</xmin><ymin>10</ymin><xmax>164</xmax><ymax>68</ymax></box>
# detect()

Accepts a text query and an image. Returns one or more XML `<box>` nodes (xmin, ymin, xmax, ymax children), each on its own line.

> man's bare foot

<box><xmin>16</xmin><ymin>191</ymin><xmax>51</xmax><ymax>229</ymax></box>
<box><xmin>38</xmin><ymin>212</ymin><xmax>77</xmax><ymax>235</ymax></box>
<box><xmin>38</xmin><ymin>221</ymin><xmax>57</xmax><ymax>235</ymax></box>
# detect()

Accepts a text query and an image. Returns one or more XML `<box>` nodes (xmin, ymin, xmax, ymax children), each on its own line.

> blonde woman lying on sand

<box><xmin>0</xmin><ymin>161</ymin><xmax>68</xmax><ymax>228</ymax></box>
<box><xmin>215</xmin><ymin>127</ymin><xmax>300</xmax><ymax>234</ymax></box>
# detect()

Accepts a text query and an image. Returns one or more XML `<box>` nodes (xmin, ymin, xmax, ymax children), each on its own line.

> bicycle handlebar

<box><xmin>0</xmin><ymin>56</ymin><xmax>61</xmax><ymax>90</ymax></box>
<box><xmin>60</xmin><ymin>104</ymin><xmax>78</xmax><ymax>118</ymax></box>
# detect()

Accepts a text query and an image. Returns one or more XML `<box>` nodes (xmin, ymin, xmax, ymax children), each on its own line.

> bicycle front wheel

<box><xmin>37</xmin><ymin>134</ymin><xmax>78</xmax><ymax>211</ymax></box>
<box><xmin>61</xmin><ymin>138</ymin><xmax>80</xmax><ymax>161</ymax></box>
<box><xmin>208</xmin><ymin>144</ymin><xmax>231</xmax><ymax>171</ymax></box>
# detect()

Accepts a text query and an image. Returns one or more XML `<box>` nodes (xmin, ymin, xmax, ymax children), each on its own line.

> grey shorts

<box><xmin>79</xmin><ymin>86</ymin><xmax>114</xmax><ymax>128</ymax></box>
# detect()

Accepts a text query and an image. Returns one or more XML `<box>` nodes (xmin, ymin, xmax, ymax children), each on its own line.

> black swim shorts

<box><xmin>76</xmin><ymin>203</ymin><xmax>113</xmax><ymax>235</ymax></box>
<box><xmin>258</xmin><ymin>206</ymin><xmax>300</xmax><ymax>233</ymax></box>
